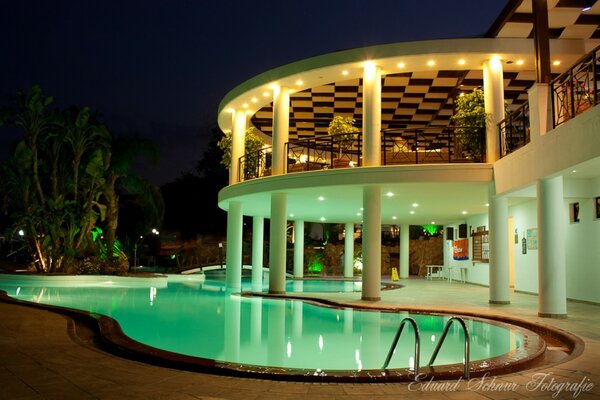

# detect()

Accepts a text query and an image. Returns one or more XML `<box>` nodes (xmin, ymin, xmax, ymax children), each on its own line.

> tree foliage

<box><xmin>0</xmin><ymin>86</ymin><xmax>161</xmax><ymax>273</ymax></box>
<box><xmin>451</xmin><ymin>88</ymin><xmax>488</xmax><ymax>161</ymax></box>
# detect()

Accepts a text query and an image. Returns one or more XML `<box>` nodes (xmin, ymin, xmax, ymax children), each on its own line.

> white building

<box><xmin>217</xmin><ymin>0</ymin><xmax>600</xmax><ymax>317</ymax></box>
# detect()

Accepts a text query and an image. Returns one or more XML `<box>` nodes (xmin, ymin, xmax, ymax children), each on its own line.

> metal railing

<box><xmin>498</xmin><ymin>101</ymin><xmax>530</xmax><ymax>158</ymax></box>
<box><xmin>285</xmin><ymin>132</ymin><xmax>362</xmax><ymax>173</ymax></box>
<box><xmin>382</xmin><ymin>317</ymin><xmax>420</xmax><ymax>380</ymax></box>
<box><xmin>238</xmin><ymin>146</ymin><xmax>272</xmax><ymax>182</ymax></box>
<box><xmin>552</xmin><ymin>45</ymin><xmax>600</xmax><ymax>127</ymax></box>
<box><xmin>427</xmin><ymin>316</ymin><xmax>471</xmax><ymax>379</ymax></box>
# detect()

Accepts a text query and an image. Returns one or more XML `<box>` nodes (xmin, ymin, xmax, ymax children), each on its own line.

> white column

<box><xmin>230</xmin><ymin>111</ymin><xmax>247</xmax><ymax>184</ymax></box>
<box><xmin>400</xmin><ymin>223</ymin><xmax>410</xmax><ymax>278</ymax></box>
<box><xmin>527</xmin><ymin>83</ymin><xmax>551</xmax><ymax>141</ymax></box>
<box><xmin>362</xmin><ymin>62</ymin><xmax>382</xmax><ymax>167</ymax></box>
<box><xmin>251</xmin><ymin>216</ymin><xmax>264</xmax><ymax>291</ymax></box>
<box><xmin>489</xmin><ymin>186</ymin><xmax>510</xmax><ymax>304</ymax></box>
<box><xmin>362</xmin><ymin>185</ymin><xmax>381</xmax><ymax>300</ymax></box>
<box><xmin>225</xmin><ymin>201</ymin><xmax>243</xmax><ymax>291</ymax></box>
<box><xmin>344</xmin><ymin>222</ymin><xmax>354</xmax><ymax>278</ymax></box>
<box><xmin>293</xmin><ymin>220</ymin><xmax>304</xmax><ymax>278</ymax></box>
<box><xmin>269</xmin><ymin>192</ymin><xmax>287</xmax><ymax>294</ymax></box>
<box><xmin>272</xmin><ymin>85</ymin><xmax>290</xmax><ymax>176</ymax></box>
<box><xmin>537</xmin><ymin>177</ymin><xmax>567</xmax><ymax>318</ymax></box>
<box><xmin>483</xmin><ymin>57</ymin><xmax>505</xmax><ymax>163</ymax></box>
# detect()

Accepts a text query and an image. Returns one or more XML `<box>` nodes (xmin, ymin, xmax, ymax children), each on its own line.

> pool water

<box><xmin>0</xmin><ymin>276</ymin><xmax>524</xmax><ymax>371</ymax></box>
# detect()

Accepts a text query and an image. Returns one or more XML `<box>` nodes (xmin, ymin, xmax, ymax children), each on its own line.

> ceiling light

<box><xmin>459</xmin><ymin>92</ymin><xmax>465</xmax><ymax>97</ymax></box>
<box><xmin>360</xmin><ymin>207</ymin><xmax>364</xmax><ymax>211</ymax></box>
<box><xmin>242</xmin><ymin>103</ymin><xmax>248</xmax><ymax>108</ymax></box>
<box><xmin>516</xmin><ymin>59</ymin><xmax>524</xmax><ymax>66</ymax></box>
<box><xmin>582</xmin><ymin>6</ymin><xmax>592</xmax><ymax>11</ymax></box>
<box><xmin>386</xmin><ymin>192</ymin><xmax>394</xmax><ymax>197</ymax></box>
<box><xmin>458</xmin><ymin>59</ymin><xmax>466</xmax><ymax>65</ymax></box>
<box><xmin>356</xmin><ymin>212</ymin><xmax>361</xmax><ymax>216</ymax></box>
<box><xmin>392</xmin><ymin>216</ymin><xmax>397</xmax><ymax>220</ymax></box>
<box><xmin>226</xmin><ymin>108</ymin><xmax>235</xmax><ymax>113</ymax></box>
<box><xmin>296</xmin><ymin>79</ymin><xmax>303</xmax><ymax>86</ymax></box>
<box><xmin>553</xmin><ymin>60</ymin><xmax>561</xmax><ymax>66</ymax></box>
<box><xmin>318</xmin><ymin>196</ymin><xmax>325</xmax><ymax>201</ymax></box>
<box><xmin>427</xmin><ymin>60</ymin><xmax>435</xmax><ymax>67</ymax></box>
<box><xmin>410</xmin><ymin>210</ymin><xmax>415</xmax><ymax>215</ymax></box>
<box><xmin>431</xmin><ymin>221</ymin><xmax>436</xmax><ymax>224</ymax></box>
<box><xmin>342</xmin><ymin>70</ymin><xmax>349</xmax><ymax>76</ymax></box>
<box><xmin>572</xmin><ymin>169</ymin><xmax>577</xmax><ymax>173</ymax></box>
<box><xmin>485</xmin><ymin>203</ymin><xmax>489</xmax><ymax>207</ymax></box>
<box><xmin>412</xmin><ymin>203</ymin><xmax>419</xmax><ymax>208</ymax></box>
<box><xmin>263</xmin><ymin>91</ymin><xmax>270</xmax><ymax>97</ymax></box>
<box><xmin>462</xmin><ymin>210</ymin><xmax>468</xmax><ymax>215</ymax></box>
<box><xmin>251</xmin><ymin>97</ymin><xmax>258</xmax><ymax>103</ymax></box>
<box><xmin>289</xmin><ymin>213</ymin><xmax>295</xmax><ymax>217</ymax></box>
<box><xmin>320</xmin><ymin>217</ymin><xmax>326</xmax><ymax>222</ymax></box>
<box><xmin>397</xmin><ymin>62</ymin><xmax>406</xmax><ymax>68</ymax></box>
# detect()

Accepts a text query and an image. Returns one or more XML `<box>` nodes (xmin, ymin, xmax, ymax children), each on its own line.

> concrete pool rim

<box><xmin>0</xmin><ymin>276</ymin><xmax>584</xmax><ymax>383</ymax></box>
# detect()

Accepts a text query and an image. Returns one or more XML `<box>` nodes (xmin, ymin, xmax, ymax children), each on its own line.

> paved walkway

<box><xmin>1</xmin><ymin>278</ymin><xmax>599</xmax><ymax>399</ymax></box>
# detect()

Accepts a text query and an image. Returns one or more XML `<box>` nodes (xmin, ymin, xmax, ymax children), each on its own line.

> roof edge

<box><xmin>486</xmin><ymin>0</ymin><xmax>523</xmax><ymax>38</ymax></box>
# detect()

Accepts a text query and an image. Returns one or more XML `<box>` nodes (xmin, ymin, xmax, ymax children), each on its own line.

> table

<box><xmin>425</xmin><ymin>265</ymin><xmax>445</xmax><ymax>280</ymax></box>
<box><xmin>447</xmin><ymin>266</ymin><xmax>468</xmax><ymax>283</ymax></box>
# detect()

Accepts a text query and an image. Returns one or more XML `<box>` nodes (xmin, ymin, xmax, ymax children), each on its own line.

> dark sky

<box><xmin>1</xmin><ymin>0</ymin><xmax>507</xmax><ymax>185</ymax></box>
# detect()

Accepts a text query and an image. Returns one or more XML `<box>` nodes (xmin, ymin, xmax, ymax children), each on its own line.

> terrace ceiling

<box><xmin>250</xmin><ymin>70</ymin><xmax>537</xmax><ymax>140</ymax></box>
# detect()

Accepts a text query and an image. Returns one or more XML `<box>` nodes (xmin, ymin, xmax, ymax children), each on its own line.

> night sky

<box><xmin>1</xmin><ymin>0</ymin><xmax>507</xmax><ymax>185</ymax></box>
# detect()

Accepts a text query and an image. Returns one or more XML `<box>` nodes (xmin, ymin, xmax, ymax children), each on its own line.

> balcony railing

<box><xmin>285</xmin><ymin>132</ymin><xmax>362</xmax><ymax>173</ymax></box>
<box><xmin>238</xmin><ymin>146</ymin><xmax>272</xmax><ymax>182</ymax></box>
<box><xmin>552</xmin><ymin>45</ymin><xmax>600</xmax><ymax>127</ymax></box>
<box><xmin>498</xmin><ymin>101</ymin><xmax>530</xmax><ymax>158</ymax></box>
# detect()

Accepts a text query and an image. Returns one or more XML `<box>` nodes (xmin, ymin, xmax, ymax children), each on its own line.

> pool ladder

<box><xmin>382</xmin><ymin>316</ymin><xmax>470</xmax><ymax>380</ymax></box>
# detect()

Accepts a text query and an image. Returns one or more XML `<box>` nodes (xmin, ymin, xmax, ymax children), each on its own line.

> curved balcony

<box><xmin>237</xmin><ymin>126</ymin><xmax>486</xmax><ymax>182</ymax></box>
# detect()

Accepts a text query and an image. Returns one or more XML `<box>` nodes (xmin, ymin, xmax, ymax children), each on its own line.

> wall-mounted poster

<box><xmin>526</xmin><ymin>228</ymin><xmax>538</xmax><ymax>250</ymax></box>
<box><xmin>453</xmin><ymin>239</ymin><xmax>469</xmax><ymax>260</ymax></box>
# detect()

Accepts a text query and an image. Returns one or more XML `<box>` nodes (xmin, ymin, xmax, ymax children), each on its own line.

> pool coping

<box><xmin>0</xmin><ymin>283</ymin><xmax>583</xmax><ymax>383</ymax></box>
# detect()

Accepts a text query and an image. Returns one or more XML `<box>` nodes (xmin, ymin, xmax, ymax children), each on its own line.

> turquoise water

<box><xmin>0</xmin><ymin>276</ymin><xmax>523</xmax><ymax>371</ymax></box>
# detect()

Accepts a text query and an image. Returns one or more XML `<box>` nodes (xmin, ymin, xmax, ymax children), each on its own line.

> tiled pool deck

<box><xmin>1</xmin><ymin>277</ymin><xmax>598</xmax><ymax>399</ymax></box>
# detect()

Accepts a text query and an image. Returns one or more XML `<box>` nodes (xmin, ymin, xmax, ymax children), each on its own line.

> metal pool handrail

<box><xmin>382</xmin><ymin>317</ymin><xmax>420</xmax><ymax>380</ymax></box>
<box><xmin>427</xmin><ymin>316</ymin><xmax>471</xmax><ymax>378</ymax></box>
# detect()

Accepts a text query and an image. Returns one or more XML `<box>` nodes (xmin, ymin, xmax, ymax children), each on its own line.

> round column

<box><xmin>344</xmin><ymin>222</ymin><xmax>354</xmax><ymax>278</ymax></box>
<box><xmin>537</xmin><ymin>177</ymin><xmax>567</xmax><ymax>318</ymax></box>
<box><xmin>225</xmin><ymin>201</ymin><xmax>243</xmax><ymax>291</ymax></box>
<box><xmin>362</xmin><ymin>62</ymin><xmax>382</xmax><ymax>167</ymax></box>
<box><xmin>272</xmin><ymin>85</ymin><xmax>290</xmax><ymax>176</ymax></box>
<box><xmin>230</xmin><ymin>110</ymin><xmax>247</xmax><ymax>184</ymax></box>
<box><xmin>293</xmin><ymin>220</ymin><xmax>304</xmax><ymax>278</ymax></box>
<box><xmin>269</xmin><ymin>192</ymin><xmax>288</xmax><ymax>294</ymax></box>
<box><xmin>489</xmin><ymin>186</ymin><xmax>510</xmax><ymax>304</ymax></box>
<box><xmin>400</xmin><ymin>223</ymin><xmax>410</xmax><ymax>279</ymax></box>
<box><xmin>362</xmin><ymin>185</ymin><xmax>381</xmax><ymax>301</ymax></box>
<box><xmin>251</xmin><ymin>216</ymin><xmax>264</xmax><ymax>291</ymax></box>
<box><xmin>483</xmin><ymin>57</ymin><xmax>505</xmax><ymax>163</ymax></box>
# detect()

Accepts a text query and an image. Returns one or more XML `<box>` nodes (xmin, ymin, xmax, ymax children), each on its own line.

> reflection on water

<box><xmin>1</xmin><ymin>279</ymin><xmax>521</xmax><ymax>370</ymax></box>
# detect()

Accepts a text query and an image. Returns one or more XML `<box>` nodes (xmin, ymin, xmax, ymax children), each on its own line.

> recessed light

<box><xmin>412</xmin><ymin>203</ymin><xmax>419</xmax><ymax>208</ymax></box>
<box><xmin>318</xmin><ymin>196</ymin><xmax>325</xmax><ymax>201</ymax></box>
<box><xmin>572</xmin><ymin>169</ymin><xmax>577</xmax><ymax>173</ymax></box>
<box><xmin>386</xmin><ymin>192</ymin><xmax>394</xmax><ymax>197</ymax></box>
<box><xmin>226</xmin><ymin>108</ymin><xmax>235</xmax><ymax>114</ymax></box>
<box><xmin>516</xmin><ymin>59</ymin><xmax>524</xmax><ymax>66</ymax></box>
<box><xmin>342</xmin><ymin>70</ymin><xmax>349</xmax><ymax>76</ymax></box>
<box><xmin>360</xmin><ymin>207</ymin><xmax>364</xmax><ymax>211</ymax></box>
<box><xmin>397</xmin><ymin>62</ymin><xmax>406</xmax><ymax>68</ymax></box>
<box><xmin>263</xmin><ymin>91</ymin><xmax>270</xmax><ymax>97</ymax></box>
<box><xmin>431</xmin><ymin>221</ymin><xmax>436</xmax><ymax>224</ymax></box>
<box><xmin>251</xmin><ymin>97</ymin><xmax>258</xmax><ymax>103</ymax></box>
<box><xmin>410</xmin><ymin>210</ymin><xmax>415</xmax><ymax>215</ymax></box>
<box><xmin>458</xmin><ymin>59</ymin><xmax>466</xmax><ymax>65</ymax></box>
<box><xmin>356</xmin><ymin>212</ymin><xmax>361</xmax><ymax>216</ymax></box>
<box><xmin>320</xmin><ymin>217</ymin><xmax>326</xmax><ymax>222</ymax></box>
<box><xmin>289</xmin><ymin>213</ymin><xmax>295</xmax><ymax>217</ymax></box>
<box><xmin>427</xmin><ymin>60</ymin><xmax>435</xmax><ymax>67</ymax></box>
<box><xmin>392</xmin><ymin>216</ymin><xmax>397</xmax><ymax>220</ymax></box>
<box><xmin>296</xmin><ymin>79</ymin><xmax>303</xmax><ymax>86</ymax></box>
<box><xmin>485</xmin><ymin>203</ymin><xmax>489</xmax><ymax>207</ymax></box>
<box><xmin>459</xmin><ymin>92</ymin><xmax>465</xmax><ymax>97</ymax></box>
<box><xmin>242</xmin><ymin>103</ymin><xmax>248</xmax><ymax>108</ymax></box>
<box><xmin>462</xmin><ymin>210</ymin><xmax>468</xmax><ymax>215</ymax></box>
<box><xmin>553</xmin><ymin>60</ymin><xmax>561</xmax><ymax>66</ymax></box>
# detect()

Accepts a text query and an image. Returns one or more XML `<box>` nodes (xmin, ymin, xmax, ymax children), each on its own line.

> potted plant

<box><xmin>218</xmin><ymin>127</ymin><xmax>267</xmax><ymax>179</ymax></box>
<box><xmin>327</xmin><ymin>116</ymin><xmax>360</xmax><ymax>168</ymax></box>
<box><xmin>451</xmin><ymin>88</ymin><xmax>488</xmax><ymax>161</ymax></box>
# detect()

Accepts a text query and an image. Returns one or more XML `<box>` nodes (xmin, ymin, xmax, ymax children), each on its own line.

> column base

<box><xmin>268</xmin><ymin>290</ymin><xmax>286</xmax><ymax>295</ymax></box>
<box><xmin>361</xmin><ymin>296</ymin><xmax>381</xmax><ymax>301</ymax></box>
<box><xmin>489</xmin><ymin>300</ymin><xmax>511</xmax><ymax>304</ymax></box>
<box><xmin>538</xmin><ymin>312</ymin><xmax>567</xmax><ymax>319</ymax></box>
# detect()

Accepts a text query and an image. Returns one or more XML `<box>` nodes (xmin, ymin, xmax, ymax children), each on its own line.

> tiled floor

<box><xmin>1</xmin><ymin>278</ymin><xmax>599</xmax><ymax>399</ymax></box>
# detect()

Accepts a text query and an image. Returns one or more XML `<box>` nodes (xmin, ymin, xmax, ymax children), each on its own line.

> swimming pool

<box><xmin>0</xmin><ymin>274</ymin><xmax>545</xmax><ymax>381</ymax></box>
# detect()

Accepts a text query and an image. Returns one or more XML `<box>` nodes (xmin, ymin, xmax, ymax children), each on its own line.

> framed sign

<box><xmin>526</xmin><ymin>228</ymin><xmax>538</xmax><ymax>250</ymax></box>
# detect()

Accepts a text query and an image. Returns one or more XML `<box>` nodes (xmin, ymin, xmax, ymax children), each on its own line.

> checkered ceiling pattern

<box><xmin>251</xmin><ymin>70</ymin><xmax>537</xmax><ymax>140</ymax></box>
<box><xmin>491</xmin><ymin>0</ymin><xmax>600</xmax><ymax>39</ymax></box>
